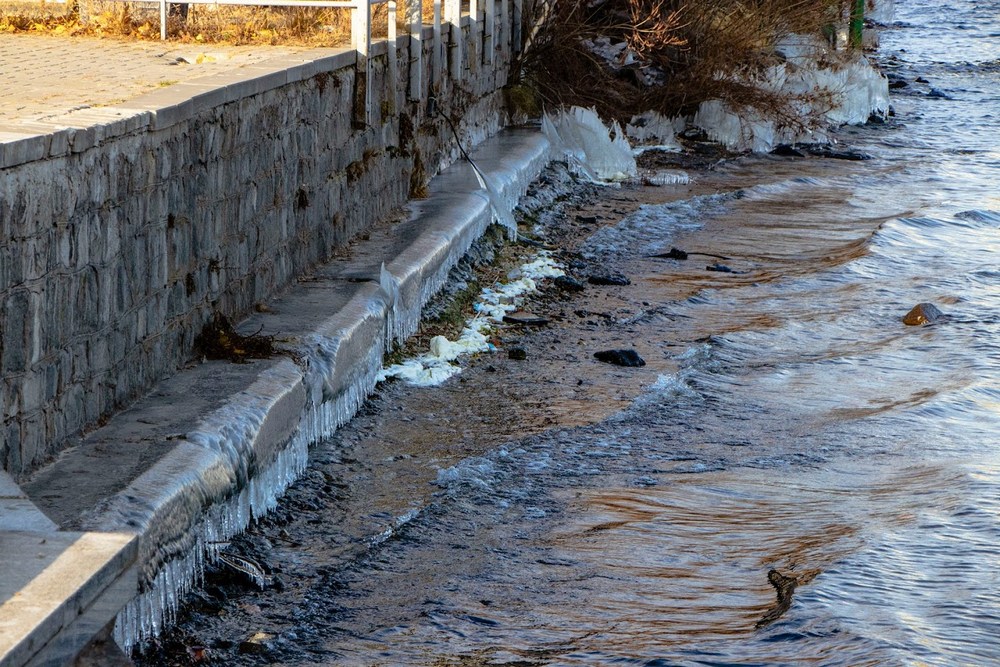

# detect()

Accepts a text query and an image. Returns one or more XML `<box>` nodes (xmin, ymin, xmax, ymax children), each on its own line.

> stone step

<box><xmin>17</xmin><ymin>126</ymin><xmax>552</xmax><ymax>655</ymax></box>
<box><xmin>0</xmin><ymin>530</ymin><xmax>137</xmax><ymax>667</ymax></box>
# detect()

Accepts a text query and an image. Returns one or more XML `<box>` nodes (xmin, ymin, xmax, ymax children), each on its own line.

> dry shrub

<box><xmin>516</xmin><ymin>0</ymin><xmax>851</xmax><ymax>128</ymax></box>
<box><xmin>0</xmin><ymin>0</ymin><xmax>426</xmax><ymax>44</ymax></box>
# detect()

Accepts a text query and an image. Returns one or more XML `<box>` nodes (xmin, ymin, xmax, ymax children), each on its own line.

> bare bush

<box><xmin>514</xmin><ymin>0</ymin><xmax>851</xmax><ymax>128</ymax></box>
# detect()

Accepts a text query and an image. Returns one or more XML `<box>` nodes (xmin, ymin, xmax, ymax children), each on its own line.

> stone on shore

<box><xmin>587</xmin><ymin>272</ymin><xmax>631</xmax><ymax>286</ymax></box>
<box><xmin>903</xmin><ymin>303</ymin><xmax>944</xmax><ymax>326</ymax></box>
<box><xmin>594</xmin><ymin>349</ymin><xmax>646</xmax><ymax>367</ymax></box>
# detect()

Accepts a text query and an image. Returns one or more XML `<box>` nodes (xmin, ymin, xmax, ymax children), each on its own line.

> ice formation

<box><xmin>627</xmin><ymin>112</ymin><xmax>685</xmax><ymax>150</ymax></box>
<box><xmin>692</xmin><ymin>35</ymin><xmax>890</xmax><ymax>152</ymax></box>
<box><xmin>379</xmin><ymin>252</ymin><xmax>565</xmax><ymax>387</ymax></box>
<box><xmin>542</xmin><ymin>106</ymin><xmax>638</xmax><ymax>182</ymax></box>
<box><xmin>470</xmin><ymin>160</ymin><xmax>519</xmax><ymax>239</ymax></box>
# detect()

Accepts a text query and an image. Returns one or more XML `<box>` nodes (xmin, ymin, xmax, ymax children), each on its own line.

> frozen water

<box><xmin>543</xmin><ymin>107</ymin><xmax>638</xmax><ymax>182</ymax></box>
<box><xmin>643</xmin><ymin>170</ymin><xmax>690</xmax><ymax>186</ymax></box>
<box><xmin>379</xmin><ymin>252</ymin><xmax>565</xmax><ymax>387</ymax></box>
<box><xmin>106</xmin><ymin>126</ymin><xmax>556</xmax><ymax>654</ymax></box>
<box><xmin>627</xmin><ymin>112</ymin><xmax>685</xmax><ymax>149</ymax></box>
<box><xmin>693</xmin><ymin>35</ymin><xmax>889</xmax><ymax>152</ymax></box>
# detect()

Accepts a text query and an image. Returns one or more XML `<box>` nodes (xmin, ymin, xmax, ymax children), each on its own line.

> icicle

<box><xmin>110</xmin><ymin>127</ymin><xmax>555</xmax><ymax>657</ymax></box>
<box><xmin>472</xmin><ymin>165</ymin><xmax>518</xmax><ymax>240</ymax></box>
<box><xmin>691</xmin><ymin>34</ymin><xmax>889</xmax><ymax>152</ymax></box>
<box><xmin>379</xmin><ymin>262</ymin><xmax>402</xmax><ymax>344</ymax></box>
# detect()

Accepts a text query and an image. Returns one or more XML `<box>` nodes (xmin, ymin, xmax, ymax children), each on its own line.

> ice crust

<box><xmin>379</xmin><ymin>252</ymin><xmax>565</xmax><ymax>387</ymax></box>
<box><xmin>693</xmin><ymin>35</ymin><xmax>890</xmax><ymax>152</ymax></box>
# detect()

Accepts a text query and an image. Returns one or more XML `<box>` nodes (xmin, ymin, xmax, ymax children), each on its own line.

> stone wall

<box><xmin>0</xmin><ymin>18</ymin><xmax>514</xmax><ymax>478</ymax></box>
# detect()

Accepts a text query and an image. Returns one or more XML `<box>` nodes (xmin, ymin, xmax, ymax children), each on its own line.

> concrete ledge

<box><xmin>21</xmin><ymin>126</ymin><xmax>552</xmax><ymax>654</ymax></box>
<box><xmin>0</xmin><ymin>531</ymin><xmax>137</xmax><ymax>667</ymax></box>
<box><xmin>0</xmin><ymin>130</ymin><xmax>49</xmax><ymax>170</ymax></box>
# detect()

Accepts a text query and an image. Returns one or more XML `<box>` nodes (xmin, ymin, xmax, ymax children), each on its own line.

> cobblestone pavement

<box><xmin>0</xmin><ymin>33</ymin><xmax>310</xmax><ymax>123</ymax></box>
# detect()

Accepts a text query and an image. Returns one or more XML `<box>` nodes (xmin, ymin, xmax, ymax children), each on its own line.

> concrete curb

<box><xmin>21</xmin><ymin>127</ymin><xmax>552</xmax><ymax>654</ymax></box>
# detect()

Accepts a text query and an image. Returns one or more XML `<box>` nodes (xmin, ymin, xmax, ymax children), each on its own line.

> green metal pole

<box><xmin>849</xmin><ymin>0</ymin><xmax>865</xmax><ymax>49</ymax></box>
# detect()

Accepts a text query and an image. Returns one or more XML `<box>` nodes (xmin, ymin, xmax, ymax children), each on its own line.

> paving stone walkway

<box><xmin>0</xmin><ymin>33</ymin><xmax>309</xmax><ymax>123</ymax></box>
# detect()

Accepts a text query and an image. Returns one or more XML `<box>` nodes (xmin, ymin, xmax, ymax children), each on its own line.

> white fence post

<box><xmin>407</xmin><ymin>0</ymin><xmax>422</xmax><ymax>100</ymax></box>
<box><xmin>484</xmin><ymin>0</ymin><xmax>494</xmax><ymax>65</ymax></box>
<box><xmin>445</xmin><ymin>0</ymin><xmax>462</xmax><ymax>81</ymax></box>
<box><xmin>160</xmin><ymin>0</ymin><xmax>167</xmax><ymax>39</ymax></box>
<box><xmin>387</xmin><ymin>0</ymin><xmax>398</xmax><ymax>114</ymax></box>
<box><xmin>468</xmin><ymin>0</ymin><xmax>478</xmax><ymax>69</ymax></box>
<box><xmin>352</xmin><ymin>0</ymin><xmax>373</xmax><ymax>125</ymax></box>
<box><xmin>432</xmin><ymin>0</ymin><xmax>442</xmax><ymax>87</ymax></box>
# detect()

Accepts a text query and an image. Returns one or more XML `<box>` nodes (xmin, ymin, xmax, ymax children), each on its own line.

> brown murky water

<box><xmin>146</xmin><ymin>3</ymin><xmax>1000</xmax><ymax>664</ymax></box>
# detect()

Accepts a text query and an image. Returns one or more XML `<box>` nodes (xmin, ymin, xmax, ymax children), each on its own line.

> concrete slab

<box><xmin>0</xmin><ymin>473</ymin><xmax>57</xmax><ymax>533</ymax></box>
<box><xmin>0</xmin><ymin>531</ymin><xmax>137</xmax><ymax>667</ymax></box>
<box><xmin>22</xmin><ymin>356</ymin><xmax>304</xmax><ymax>531</ymax></box>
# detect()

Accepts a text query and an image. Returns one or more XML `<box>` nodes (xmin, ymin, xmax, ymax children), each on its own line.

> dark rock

<box><xmin>680</xmin><ymin>127</ymin><xmax>709</xmax><ymax>141</ymax></box>
<box><xmin>888</xmin><ymin>79</ymin><xmax>909</xmax><ymax>89</ymax></box>
<box><xmin>903</xmin><ymin>302</ymin><xmax>945</xmax><ymax>326</ymax></box>
<box><xmin>915</xmin><ymin>76</ymin><xmax>929</xmax><ymax>83</ymax></box>
<box><xmin>575</xmin><ymin>214</ymin><xmax>598</xmax><ymax>224</ymax></box>
<box><xmin>756</xmin><ymin>569</ymin><xmax>799</xmax><ymax>629</ymax></box>
<box><xmin>653</xmin><ymin>247</ymin><xmax>689</xmax><ymax>260</ymax></box>
<box><xmin>927</xmin><ymin>88</ymin><xmax>952</xmax><ymax>99</ymax></box>
<box><xmin>706</xmin><ymin>263</ymin><xmax>733</xmax><ymax>273</ymax></box>
<box><xmin>238</xmin><ymin>633</ymin><xmax>275</xmax><ymax>655</ymax></box>
<box><xmin>771</xmin><ymin>144</ymin><xmax>806</xmax><ymax>157</ymax></box>
<box><xmin>517</xmin><ymin>235</ymin><xmax>547</xmax><ymax>248</ymax></box>
<box><xmin>502</xmin><ymin>311</ymin><xmax>550</xmax><ymax>326</ymax></box>
<box><xmin>553</xmin><ymin>275</ymin><xmax>586</xmax><ymax>292</ymax></box>
<box><xmin>594</xmin><ymin>349</ymin><xmax>646</xmax><ymax>367</ymax></box>
<box><xmin>804</xmin><ymin>144</ymin><xmax>873</xmax><ymax>161</ymax></box>
<box><xmin>587</xmin><ymin>272</ymin><xmax>631</xmax><ymax>286</ymax></box>
<box><xmin>508</xmin><ymin>347</ymin><xmax>528</xmax><ymax>360</ymax></box>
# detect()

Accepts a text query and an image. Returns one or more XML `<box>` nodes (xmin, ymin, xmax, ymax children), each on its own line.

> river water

<box><xmin>161</xmin><ymin>2</ymin><xmax>1000</xmax><ymax>665</ymax></box>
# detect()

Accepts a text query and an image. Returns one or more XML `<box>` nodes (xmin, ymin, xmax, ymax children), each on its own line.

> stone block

<box><xmin>0</xmin><ymin>130</ymin><xmax>50</xmax><ymax>169</ymax></box>
<box><xmin>20</xmin><ymin>413</ymin><xmax>44</xmax><ymax>471</ymax></box>
<box><xmin>3</xmin><ymin>290</ymin><xmax>29</xmax><ymax>374</ymax></box>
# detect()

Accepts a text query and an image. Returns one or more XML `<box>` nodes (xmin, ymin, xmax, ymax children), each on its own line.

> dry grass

<box><xmin>0</xmin><ymin>0</ymin><xmax>424</xmax><ymax>44</ymax></box>
<box><xmin>515</xmin><ymin>0</ymin><xmax>852</xmax><ymax>127</ymax></box>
